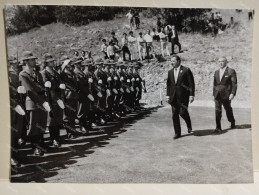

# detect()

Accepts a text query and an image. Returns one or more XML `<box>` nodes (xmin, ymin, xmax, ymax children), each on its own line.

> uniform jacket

<box><xmin>213</xmin><ymin>67</ymin><xmax>237</xmax><ymax>100</ymax></box>
<box><xmin>60</xmin><ymin>71</ymin><xmax>79</xmax><ymax>100</ymax></box>
<box><xmin>19</xmin><ymin>69</ymin><xmax>46</xmax><ymax>110</ymax></box>
<box><xmin>74</xmin><ymin>68</ymin><xmax>91</xmax><ymax>101</ymax></box>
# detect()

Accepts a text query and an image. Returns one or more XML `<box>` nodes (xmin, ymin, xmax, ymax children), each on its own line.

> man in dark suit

<box><xmin>168</xmin><ymin>25</ymin><xmax>182</xmax><ymax>55</ymax></box>
<box><xmin>166</xmin><ymin>55</ymin><xmax>195</xmax><ymax>139</ymax></box>
<box><xmin>213</xmin><ymin>57</ymin><xmax>237</xmax><ymax>132</ymax></box>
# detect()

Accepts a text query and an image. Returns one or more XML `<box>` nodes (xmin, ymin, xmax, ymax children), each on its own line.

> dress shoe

<box><xmin>231</xmin><ymin>122</ymin><xmax>236</xmax><ymax>129</ymax></box>
<box><xmin>18</xmin><ymin>138</ymin><xmax>26</xmax><ymax>146</ymax></box>
<box><xmin>100</xmin><ymin>118</ymin><xmax>107</xmax><ymax>125</ymax></box>
<box><xmin>173</xmin><ymin>135</ymin><xmax>181</xmax><ymax>139</ymax></box>
<box><xmin>91</xmin><ymin>123</ymin><xmax>97</xmax><ymax>128</ymax></box>
<box><xmin>213</xmin><ymin>128</ymin><xmax>222</xmax><ymax>133</ymax></box>
<box><xmin>67</xmin><ymin>133</ymin><xmax>77</xmax><ymax>140</ymax></box>
<box><xmin>80</xmin><ymin>126</ymin><xmax>88</xmax><ymax>134</ymax></box>
<box><xmin>188</xmin><ymin>128</ymin><xmax>192</xmax><ymax>133</ymax></box>
<box><xmin>11</xmin><ymin>158</ymin><xmax>21</xmax><ymax>168</ymax></box>
<box><xmin>34</xmin><ymin>148</ymin><xmax>44</xmax><ymax>156</ymax></box>
<box><xmin>52</xmin><ymin>140</ymin><xmax>61</xmax><ymax>148</ymax></box>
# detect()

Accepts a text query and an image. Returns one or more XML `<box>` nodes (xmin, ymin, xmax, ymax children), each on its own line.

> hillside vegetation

<box><xmin>6</xmin><ymin>9</ymin><xmax>253</xmax><ymax>105</ymax></box>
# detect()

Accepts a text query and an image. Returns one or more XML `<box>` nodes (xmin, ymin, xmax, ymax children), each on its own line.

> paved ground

<box><xmin>11</xmin><ymin>105</ymin><xmax>253</xmax><ymax>183</ymax></box>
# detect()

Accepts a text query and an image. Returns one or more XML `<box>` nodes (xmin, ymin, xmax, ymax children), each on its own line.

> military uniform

<box><xmin>41</xmin><ymin>53</ymin><xmax>64</xmax><ymax>146</ymax></box>
<box><xmin>19</xmin><ymin>51</ymin><xmax>48</xmax><ymax>155</ymax></box>
<box><xmin>60</xmin><ymin>59</ymin><xmax>79</xmax><ymax>138</ymax></box>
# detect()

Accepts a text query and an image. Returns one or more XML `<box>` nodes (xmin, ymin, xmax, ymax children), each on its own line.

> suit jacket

<box><xmin>166</xmin><ymin>65</ymin><xmax>195</xmax><ymax>105</ymax></box>
<box><xmin>168</xmin><ymin>29</ymin><xmax>179</xmax><ymax>42</ymax></box>
<box><xmin>19</xmin><ymin>69</ymin><xmax>45</xmax><ymax>110</ymax></box>
<box><xmin>213</xmin><ymin>67</ymin><xmax>237</xmax><ymax>100</ymax></box>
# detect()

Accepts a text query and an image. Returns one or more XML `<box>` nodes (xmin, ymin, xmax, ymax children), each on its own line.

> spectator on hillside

<box><xmin>121</xmin><ymin>32</ymin><xmax>131</xmax><ymax>61</ymax></box>
<box><xmin>126</xmin><ymin>9</ymin><xmax>134</xmax><ymax>30</ymax></box>
<box><xmin>81</xmin><ymin>51</ymin><xmax>86</xmax><ymax>60</ymax></box>
<box><xmin>248</xmin><ymin>10</ymin><xmax>253</xmax><ymax>20</ymax></box>
<box><xmin>144</xmin><ymin>30</ymin><xmax>154</xmax><ymax>59</ymax></box>
<box><xmin>107</xmin><ymin>41</ymin><xmax>115</xmax><ymax>60</ymax></box>
<box><xmin>110</xmin><ymin>32</ymin><xmax>119</xmax><ymax>46</ymax></box>
<box><xmin>157</xmin><ymin>17</ymin><xmax>163</xmax><ymax>31</ymax></box>
<box><xmin>128</xmin><ymin>31</ymin><xmax>137</xmax><ymax>60</ymax></box>
<box><xmin>137</xmin><ymin>32</ymin><xmax>145</xmax><ymax>61</ymax></box>
<box><xmin>85</xmin><ymin>51</ymin><xmax>94</xmax><ymax>63</ymax></box>
<box><xmin>134</xmin><ymin>11</ymin><xmax>140</xmax><ymax>29</ymax></box>
<box><xmin>168</xmin><ymin>25</ymin><xmax>182</xmax><ymax>55</ymax></box>
<box><xmin>159</xmin><ymin>29</ymin><xmax>170</xmax><ymax>57</ymax></box>
<box><xmin>101</xmin><ymin>39</ymin><xmax>108</xmax><ymax>59</ymax></box>
<box><xmin>151</xmin><ymin>28</ymin><xmax>160</xmax><ymax>42</ymax></box>
<box><xmin>74</xmin><ymin>51</ymin><xmax>79</xmax><ymax>58</ymax></box>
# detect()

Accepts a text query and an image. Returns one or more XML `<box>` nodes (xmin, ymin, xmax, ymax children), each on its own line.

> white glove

<box><xmin>114</xmin><ymin>76</ymin><xmax>118</xmax><ymax>80</ymax></box>
<box><xmin>98</xmin><ymin>79</ymin><xmax>103</xmax><ymax>84</ymax></box>
<box><xmin>87</xmin><ymin>94</ymin><xmax>95</xmax><ymax>101</ymax></box>
<box><xmin>57</xmin><ymin>99</ymin><xmax>65</xmax><ymax>109</ymax></box>
<box><xmin>42</xmin><ymin>102</ymin><xmax>51</xmax><ymax>112</ymax></box>
<box><xmin>17</xmin><ymin>86</ymin><xmax>26</xmax><ymax>94</ymax></box>
<box><xmin>14</xmin><ymin>105</ymin><xmax>25</xmax><ymax>116</ymax></box>
<box><xmin>131</xmin><ymin>78</ymin><xmax>135</xmax><ymax>82</ymax></box>
<box><xmin>97</xmin><ymin>92</ymin><xmax>103</xmax><ymax>98</ymax></box>
<box><xmin>59</xmin><ymin>84</ymin><xmax>66</xmax><ymax>89</ymax></box>
<box><xmin>107</xmin><ymin>77</ymin><xmax>112</xmax><ymax>82</ymax></box>
<box><xmin>120</xmin><ymin>77</ymin><xmax>124</xmax><ymax>81</ymax></box>
<box><xmin>44</xmin><ymin>81</ymin><xmax>51</xmax><ymax>88</ymax></box>
<box><xmin>120</xmin><ymin>88</ymin><xmax>124</xmax><ymax>93</ymax></box>
<box><xmin>136</xmin><ymin>78</ymin><xmax>140</xmax><ymax>81</ymax></box>
<box><xmin>113</xmin><ymin>88</ymin><xmax>118</xmax><ymax>94</ymax></box>
<box><xmin>88</xmin><ymin>78</ymin><xmax>93</xmax><ymax>83</ymax></box>
<box><xmin>136</xmin><ymin>87</ymin><xmax>139</xmax><ymax>91</ymax></box>
<box><xmin>130</xmin><ymin>86</ymin><xmax>134</xmax><ymax>92</ymax></box>
<box><xmin>106</xmin><ymin>89</ymin><xmax>111</xmax><ymax>96</ymax></box>
<box><xmin>127</xmin><ymin>79</ymin><xmax>130</xmax><ymax>83</ymax></box>
<box><xmin>126</xmin><ymin>88</ymin><xmax>130</xmax><ymax>93</ymax></box>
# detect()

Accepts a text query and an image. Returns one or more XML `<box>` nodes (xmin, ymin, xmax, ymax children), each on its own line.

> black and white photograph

<box><xmin>5</xmin><ymin>5</ymin><xmax>254</xmax><ymax>183</ymax></box>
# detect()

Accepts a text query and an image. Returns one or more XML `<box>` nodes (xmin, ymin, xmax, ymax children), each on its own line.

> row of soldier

<box><xmin>9</xmin><ymin>51</ymin><xmax>146</xmax><ymax>167</ymax></box>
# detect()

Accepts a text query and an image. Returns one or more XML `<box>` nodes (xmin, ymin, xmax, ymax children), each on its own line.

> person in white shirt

<box><xmin>137</xmin><ymin>32</ymin><xmax>145</xmax><ymax>61</ymax></box>
<box><xmin>143</xmin><ymin>29</ymin><xmax>154</xmax><ymax>59</ymax></box>
<box><xmin>128</xmin><ymin>31</ymin><xmax>137</xmax><ymax>60</ymax></box>
<box><xmin>158</xmin><ymin>29</ymin><xmax>170</xmax><ymax>57</ymax></box>
<box><xmin>101</xmin><ymin>39</ymin><xmax>108</xmax><ymax>59</ymax></box>
<box><xmin>126</xmin><ymin>10</ymin><xmax>134</xmax><ymax>30</ymax></box>
<box><xmin>121</xmin><ymin>32</ymin><xmax>131</xmax><ymax>61</ymax></box>
<box><xmin>107</xmin><ymin>41</ymin><xmax>115</xmax><ymax>60</ymax></box>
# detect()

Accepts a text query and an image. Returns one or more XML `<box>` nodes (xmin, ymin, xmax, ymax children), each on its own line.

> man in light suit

<box><xmin>166</xmin><ymin>55</ymin><xmax>195</xmax><ymax>139</ymax></box>
<box><xmin>213</xmin><ymin>57</ymin><xmax>237</xmax><ymax>132</ymax></box>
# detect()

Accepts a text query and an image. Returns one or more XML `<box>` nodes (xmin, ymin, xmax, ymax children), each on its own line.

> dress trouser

<box><xmin>63</xmin><ymin>99</ymin><xmax>78</xmax><ymax>135</ymax></box>
<box><xmin>122</xmin><ymin>46</ymin><xmax>131</xmax><ymax>61</ymax></box>
<box><xmin>171</xmin><ymin>96</ymin><xmax>192</xmax><ymax>136</ymax></box>
<box><xmin>215</xmin><ymin>97</ymin><xmax>235</xmax><ymax>129</ymax></box>
<box><xmin>171</xmin><ymin>38</ymin><xmax>181</xmax><ymax>54</ymax></box>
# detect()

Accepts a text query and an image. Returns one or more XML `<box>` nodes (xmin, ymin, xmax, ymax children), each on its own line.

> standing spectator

<box><xmin>157</xmin><ymin>17</ymin><xmax>163</xmax><ymax>31</ymax></box>
<box><xmin>107</xmin><ymin>41</ymin><xmax>115</xmax><ymax>60</ymax></box>
<box><xmin>151</xmin><ymin>28</ymin><xmax>160</xmax><ymax>42</ymax></box>
<box><xmin>85</xmin><ymin>51</ymin><xmax>94</xmax><ymax>63</ymax></box>
<box><xmin>81</xmin><ymin>51</ymin><xmax>86</xmax><ymax>60</ymax></box>
<box><xmin>128</xmin><ymin>31</ymin><xmax>137</xmax><ymax>60</ymax></box>
<box><xmin>248</xmin><ymin>10</ymin><xmax>253</xmax><ymax>20</ymax></box>
<box><xmin>144</xmin><ymin>29</ymin><xmax>154</xmax><ymax>59</ymax></box>
<box><xmin>137</xmin><ymin>32</ymin><xmax>145</xmax><ymax>61</ymax></box>
<box><xmin>110</xmin><ymin>31</ymin><xmax>119</xmax><ymax>46</ymax></box>
<box><xmin>134</xmin><ymin>11</ymin><xmax>140</xmax><ymax>29</ymax></box>
<box><xmin>159</xmin><ymin>29</ymin><xmax>170</xmax><ymax>57</ymax></box>
<box><xmin>121</xmin><ymin>32</ymin><xmax>131</xmax><ymax>61</ymax></box>
<box><xmin>74</xmin><ymin>51</ymin><xmax>79</xmax><ymax>58</ymax></box>
<box><xmin>101</xmin><ymin>39</ymin><xmax>108</xmax><ymax>59</ymax></box>
<box><xmin>126</xmin><ymin>9</ymin><xmax>134</xmax><ymax>30</ymax></box>
<box><xmin>168</xmin><ymin>26</ymin><xmax>182</xmax><ymax>55</ymax></box>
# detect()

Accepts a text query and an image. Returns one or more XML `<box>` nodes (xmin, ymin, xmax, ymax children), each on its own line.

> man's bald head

<box><xmin>219</xmin><ymin>57</ymin><xmax>228</xmax><ymax>69</ymax></box>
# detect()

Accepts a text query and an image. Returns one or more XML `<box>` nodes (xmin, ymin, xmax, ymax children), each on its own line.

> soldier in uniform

<box><xmin>41</xmin><ymin>53</ymin><xmax>65</xmax><ymax>147</ymax></box>
<box><xmin>19</xmin><ymin>51</ymin><xmax>50</xmax><ymax>156</ymax></box>
<box><xmin>60</xmin><ymin>58</ymin><xmax>79</xmax><ymax>139</ymax></box>
<box><xmin>74</xmin><ymin>58</ymin><xmax>93</xmax><ymax>133</ymax></box>
<box><xmin>132</xmin><ymin>63</ymin><xmax>143</xmax><ymax>109</ymax></box>
<box><xmin>8</xmin><ymin>56</ymin><xmax>25</xmax><ymax>167</ymax></box>
<box><xmin>121</xmin><ymin>62</ymin><xmax>133</xmax><ymax>113</ymax></box>
<box><xmin>94</xmin><ymin>59</ymin><xmax>108</xmax><ymax>124</ymax></box>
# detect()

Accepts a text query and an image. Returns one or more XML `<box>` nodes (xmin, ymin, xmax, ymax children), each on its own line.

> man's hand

<box><xmin>229</xmin><ymin>94</ymin><xmax>235</xmax><ymax>101</ymax></box>
<box><xmin>14</xmin><ymin>105</ymin><xmax>25</xmax><ymax>116</ymax></box>
<box><xmin>189</xmin><ymin>96</ymin><xmax>194</xmax><ymax>103</ymax></box>
<box><xmin>166</xmin><ymin>96</ymin><xmax>169</xmax><ymax>102</ymax></box>
<box><xmin>57</xmin><ymin>99</ymin><xmax>65</xmax><ymax>109</ymax></box>
<box><xmin>42</xmin><ymin>102</ymin><xmax>51</xmax><ymax>112</ymax></box>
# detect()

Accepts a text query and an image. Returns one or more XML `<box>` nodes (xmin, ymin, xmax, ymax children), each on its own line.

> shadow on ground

<box><xmin>11</xmin><ymin>106</ymin><xmax>162</xmax><ymax>183</ymax></box>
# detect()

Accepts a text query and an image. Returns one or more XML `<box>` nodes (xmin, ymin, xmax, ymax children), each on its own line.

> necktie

<box><xmin>174</xmin><ymin>68</ymin><xmax>178</xmax><ymax>83</ymax></box>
